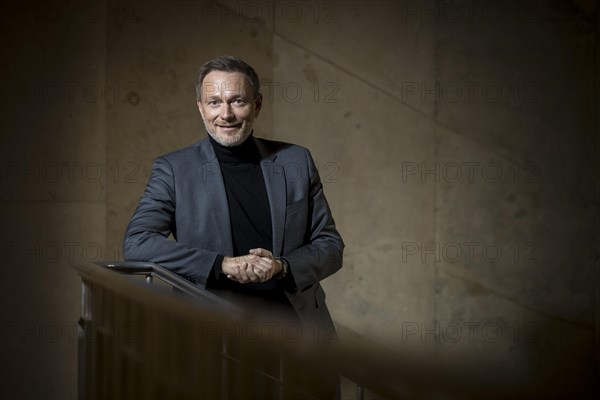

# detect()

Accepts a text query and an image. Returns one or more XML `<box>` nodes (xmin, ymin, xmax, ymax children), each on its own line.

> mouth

<box><xmin>217</xmin><ymin>123</ymin><xmax>242</xmax><ymax>131</ymax></box>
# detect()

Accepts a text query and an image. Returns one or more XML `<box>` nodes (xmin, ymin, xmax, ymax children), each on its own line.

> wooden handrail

<box><xmin>74</xmin><ymin>261</ymin><xmax>538</xmax><ymax>400</ymax></box>
<box><xmin>94</xmin><ymin>261</ymin><xmax>240</xmax><ymax>309</ymax></box>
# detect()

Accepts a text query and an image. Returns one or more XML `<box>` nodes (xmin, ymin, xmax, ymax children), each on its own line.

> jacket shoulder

<box><xmin>155</xmin><ymin>138</ymin><xmax>209</xmax><ymax>164</ymax></box>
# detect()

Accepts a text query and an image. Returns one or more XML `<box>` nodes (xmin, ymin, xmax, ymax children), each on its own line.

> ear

<box><xmin>196</xmin><ymin>99</ymin><xmax>204</xmax><ymax>117</ymax></box>
<box><xmin>254</xmin><ymin>94</ymin><xmax>263</xmax><ymax>117</ymax></box>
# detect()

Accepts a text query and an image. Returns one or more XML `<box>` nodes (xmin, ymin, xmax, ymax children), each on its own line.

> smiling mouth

<box><xmin>218</xmin><ymin>124</ymin><xmax>242</xmax><ymax>129</ymax></box>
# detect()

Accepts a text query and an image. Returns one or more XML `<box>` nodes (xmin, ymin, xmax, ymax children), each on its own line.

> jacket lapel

<box><xmin>197</xmin><ymin>139</ymin><xmax>234</xmax><ymax>256</ymax></box>
<box><xmin>197</xmin><ymin>136</ymin><xmax>287</xmax><ymax>257</ymax></box>
<box><xmin>256</xmin><ymin>138</ymin><xmax>287</xmax><ymax>257</ymax></box>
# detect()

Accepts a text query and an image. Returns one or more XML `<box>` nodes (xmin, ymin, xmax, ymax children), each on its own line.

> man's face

<box><xmin>197</xmin><ymin>70</ymin><xmax>262</xmax><ymax>147</ymax></box>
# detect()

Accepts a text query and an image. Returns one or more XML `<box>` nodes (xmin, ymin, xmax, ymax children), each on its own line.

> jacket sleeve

<box><xmin>122</xmin><ymin>156</ymin><xmax>218</xmax><ymax>286</ymax></box>
<box><xmin>282</xmin><ymin>149</ymin><xmax>344</xmax><ymax>292</ymax></box>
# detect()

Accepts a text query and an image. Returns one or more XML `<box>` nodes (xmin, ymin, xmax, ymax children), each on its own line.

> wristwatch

<box><xmin>275</xmin><ymin>257</ymin><xmax>289</xmax><ymax>280</ymax></box>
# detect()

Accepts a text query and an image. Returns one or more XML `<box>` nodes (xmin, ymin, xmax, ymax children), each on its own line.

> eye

<box><xmin>233</xmin><ymin>98</ymin><xmax>245</xmax><ymax>105</ymax></box>
<box><xmin>208</xmin><ymin>100</ymin><xmax>219</xmax><ymax>107</ymax></box>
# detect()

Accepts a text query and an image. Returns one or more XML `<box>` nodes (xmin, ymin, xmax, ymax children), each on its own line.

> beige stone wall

<box><xmin>1</xmin><ymin>1</ymin><xmax>597</xmax><ymax>398</ymax></box>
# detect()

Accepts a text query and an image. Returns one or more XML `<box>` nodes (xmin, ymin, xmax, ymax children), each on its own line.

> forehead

<box><xmin>201</xmin><ymin>71</ymin><xmax>251</xmax><ymax>95</ymax></box>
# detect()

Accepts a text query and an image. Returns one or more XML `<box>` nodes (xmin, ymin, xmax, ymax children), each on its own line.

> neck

<box><xmin>209</xmin><ymin>133</ymin><xmax>260</xmax><ymax>163</ymax></box>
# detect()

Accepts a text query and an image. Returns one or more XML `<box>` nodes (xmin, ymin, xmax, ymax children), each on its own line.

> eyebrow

<box><xmin>204</xmin><ymin>93</ymin><xmax>248</xmax><ymax>101</ymax></box>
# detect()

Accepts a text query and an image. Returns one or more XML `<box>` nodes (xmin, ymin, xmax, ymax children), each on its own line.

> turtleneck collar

<box><xmin>208</xmin><ymin>132</ymin><xmax>261</xmax><ymax>164</ymax></box>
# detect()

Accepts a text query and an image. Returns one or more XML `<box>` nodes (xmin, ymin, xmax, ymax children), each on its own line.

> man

<box><xmin>123</xmin><ymin>56</ymin><xmax>344</xmax><ymax>396</ymax></box>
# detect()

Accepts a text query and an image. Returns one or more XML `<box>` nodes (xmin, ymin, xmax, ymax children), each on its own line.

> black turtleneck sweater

<box><xmin>210</xmin><ymin>134</ymin><xmax>273</xmax><ymax>257</ymax></box>
<box><xmin>208</xmin><ymin>134</ymin><xmax>284</xmax><ymax>294</ymax></box>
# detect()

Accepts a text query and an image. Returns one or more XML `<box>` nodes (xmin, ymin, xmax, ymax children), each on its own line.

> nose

<box><xmin>220</xmin><ymin>104</ymin><xmax>234</xmax><ymax>121</ymax></box>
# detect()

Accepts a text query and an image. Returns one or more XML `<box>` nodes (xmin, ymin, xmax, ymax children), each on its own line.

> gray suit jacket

<box><xmin>123</xmin><ymin>136</ymin><xmax>344</xmax><ymax>332</ymax></box>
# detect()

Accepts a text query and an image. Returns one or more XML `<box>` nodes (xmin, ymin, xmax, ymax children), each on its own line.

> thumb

<box><xmin>250</xmin><ymin>248</ymin><xmax>272</xmax><ymax>258</ymax></box>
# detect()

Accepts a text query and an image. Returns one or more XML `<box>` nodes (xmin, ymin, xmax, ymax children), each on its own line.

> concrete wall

<box><xmin>0</xmin><ymin>2</ymin><xmax>107</xmax><ymax>398</ymax></box>
<box><xmin>1</xmin><ymin>0</ymin><xmax>597</xmax><ymax>398</ymax></box>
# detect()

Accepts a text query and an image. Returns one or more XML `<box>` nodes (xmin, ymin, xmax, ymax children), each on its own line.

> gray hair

<box><xmin>195</xmin><ymin>56</ymin><xmax>261</xmax><ymax>99</ymax></box>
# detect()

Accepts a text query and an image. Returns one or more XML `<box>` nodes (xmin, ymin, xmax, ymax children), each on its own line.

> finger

<box><xmin>240</xmin><ymin>254</ymin><xmax>261</xmax><ymax>265</ymax></box>
<box><xmin>227</xmin><ymin>265</ymin><xmax>241</xmax><ymax>282</ymax></box>
<box><xmin>238</xmin><ymin>262</ymin><xmax>251</xmax><ymax>283</ymax></box>
<box><xmin>244</xmin><ymin>259</ymin><xmax>268</xmax><ymax>280</ymax></box>
<box><xmin>239</xmin><ymin>262</ymin><xmax>261</xmax><ymax>283</ymax></box>
<box><xmin>256</xmin><ymin>257</ymin><xmax>274</xmax><ymax>275</ymax></box>
<box><xmin>250</xmin><ymin>256</ymin><xmax>270</xmax><ymax>270</ymax></box>
<box><xmin>251</xmin><ymin>259</ymin><xmax>273</xmax><ymax>282</ymax></box>
<box><xmin>244</xmin><ymin>254</ymin><xmax>269</xmax><ymax>271</ymax></box>
<box><xmin>249</xmin><ymin>257</ymin><xmax>273</xmax><ymax>280</ymax></box>
<box><xmin>250</xmin><ymin>264</ymin><xmax>267</xmax><ymax>281</ymax></box>
<box><xmin>249</xmin><ymin>248</ymin><xmax>273</xmax><ymax>259</ymax></box>
<box><xmin>253</xmin><ymin>271</ymin><xmax>265</xmax><ymax>282</ymax></box>
<box><xmin>246</xmin><ymin>263</ymin><xmax>264</xmax><ymax>282</ymax></box>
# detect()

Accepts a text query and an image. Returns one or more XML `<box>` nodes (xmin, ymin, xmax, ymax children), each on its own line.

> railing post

<box><xmin>221</xmin><ymin>335</ymin><xmax>229</xmax><ymax>399</ymax></box>
<box><xmin>78</xmin><ymin>280</ymin><xmax>90</xmax><ymax>400</ymax></box>
<box><xmin>357</xmin><ymin>384</ymin><xmax>364</xmax><ymax>400</ymax></box>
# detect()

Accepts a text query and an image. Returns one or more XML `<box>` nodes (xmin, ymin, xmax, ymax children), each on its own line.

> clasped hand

<box><xmin>221</xmin><ymin>248</ymin><xmax>282</xmax><ymax>283</ymax></box>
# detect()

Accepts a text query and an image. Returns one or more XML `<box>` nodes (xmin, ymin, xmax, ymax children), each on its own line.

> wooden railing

<box><xmin>75</xmin><ymin>261</ymin><xmax>533</xmax><ymax>400</ymax></box>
